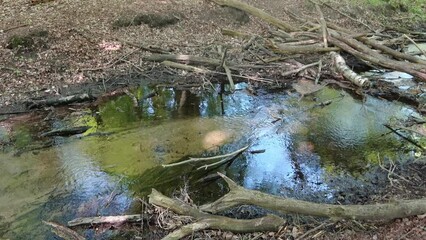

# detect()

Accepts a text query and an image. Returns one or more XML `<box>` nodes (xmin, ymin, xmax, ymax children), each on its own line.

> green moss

<box><xmin>13</xmin><ymin>127</ymin><xmax>32</xmax><ymax>149</ymax></box>
<box><xmin>113</xmin><ymin>12</ymin><xmax>180</xmax><ymax>29</ymax></box>
<box><xmin>364</xmin><ymin>0</ymin><xmax>425</xmax><ymax>19</ymax></box>
<box><xmin>6</xmin><ymin>35</ymin><xmax>34</xmax><ymax>49</ymax></box>
<box><xmin>6</xmin><ymin>29</ymin><xmax>49</xmax><ymax>52</ymax></box>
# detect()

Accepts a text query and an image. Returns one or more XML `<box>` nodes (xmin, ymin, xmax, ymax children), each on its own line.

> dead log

<box><xmin>26</xmin><ymin>93</ymin><xmax>95</xmax><ymax>109</ymax></box>
<box><xmin>40</xmin><ymin>126</ymin><xmax>91</xmax><ymax>137</ymax></box>
<box><xmin>331</xmin><ymin>33</ymin><xmax>426</xmax><ymax>73</ymax></box>
<box><xmin>68</xmin><ymin>214</ymin><xmax>145</xmax><ymax>227</ymax></box>
<box><xmin>208</xmin><ymin>0</ymin><xmax>298</xmax><ymax>32</ymax></box>
<box><xmin>357</xmin><ymin>37</ymin><xmax>426</xmax><ymax>66</ymax></box>
<box><xmin>149</xmin><ymin>189</ymin><xmax>286</xmax><ymax>240</ymax></box>
<box><xmin>331</xmin><ymin>51</ymin><xmax>370</xmax><ymax>87</ymax></box>
<box><xmin>268</xmin><ymin>41</ymin><xmax>339</xmax><ymax>54</ymax></box>
<box><xmin>327</xmin><ymin>36</ymin><xmax>426</xmax><ymax>82</ymax></box>
<box><xmin>200</xmin><ymin>173</ymin><xmax>426</xmax><ymax>221</ymax></box>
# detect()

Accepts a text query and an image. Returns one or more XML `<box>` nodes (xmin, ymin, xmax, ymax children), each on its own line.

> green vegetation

<box><xmin>365</xmin><ymin>0</ymin><xmax>425</xmax><ymax>18</ymax></box>
<box><xmin>6</xmin><ymin>29</ymin><xmax>49</xmax><ymax>53</ymax></box>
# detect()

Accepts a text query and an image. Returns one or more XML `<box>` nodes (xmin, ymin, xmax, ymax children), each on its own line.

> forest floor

<box><xmin>1</xmin><ymin>0</ymin><xmax>426</xmax><ymax>239</ymax></box>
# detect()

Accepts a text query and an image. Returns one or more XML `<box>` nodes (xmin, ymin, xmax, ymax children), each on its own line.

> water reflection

<box><xmin>0</xmin><ymin>84</ymin><xmax>419</xmax><ymax>238</ymax></box>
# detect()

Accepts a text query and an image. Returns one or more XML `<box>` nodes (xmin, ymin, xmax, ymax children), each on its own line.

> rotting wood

<box><xmin>200</xmin><ymin>173</ymin><xmax>426</xmax><ymax>221</ymax></box>
<box><xmin>208</xmin><ymin>0</ymin><xmax>298</xmax><ymax>32</ymax></box>
<box><xmin>149</xmin><ymin>189</ymin><xmax>286</xmax><ymax>240</ymax></box>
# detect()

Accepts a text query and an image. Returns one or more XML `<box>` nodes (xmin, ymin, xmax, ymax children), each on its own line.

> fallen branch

<box><xmin>281</xmin><ymin>61</ymin><xmax>321</xmax><ymax>77</ymax></box>
<box><xmin>149</xmin><ymin>189</ymin><xmax>286</xmax><ymax>240</ymax></box>
<box><xmin>357</xmin><ymin>37</ymin><xmax>426</xmax><ymax>65</ymax></box>
<box><xmin>403</xmin><ymin>34</ymin><xmax>426</xmax><ymax>56</ymax></box>
<box><xmin>40</xmin><ymin>126</ymin><xmax>91</xmax><ymax>137</ymax></box>
<box><xmin>200</xmin><ymin>173</ymin><xmax>426</xmax><ymax>221</ymax></box>
<box><xmin>331</xmin><ymin>51</ymin><xmax>370</xmax><ymax>87</ymax></box>
<box><xmin>162</xmin><ymin>61</ymin><xmax>275</xmax><ymax>83</ymax></box>
<box><xmin>162</xmin><ymin>145</ymin><xmax>249</xmax><ymax>168</ymax></box>
<box><xmin>68</xmin><ymin>214</ymin><xmax>144</xmax><ymax>227</ymax></box>
<box><xmin>143</xmin><ymin>54</ymin><xmax>228</xmax><ymax>67</ymax></box>
<box><xmin>269</xmin><ymin>42</ymin><xmax>339</xmax><ymax>54</ymax></box>
<box><xmin>26</xmin><ymin>93</ymin><xmax>95</xmax><ymax>109</ymax></box>
<box><xmin>43</xmin><ymin>221</ymin><xmax>85</xmax><ymax>240</ymax></box>
<box><xmin>327</xmin><ymin>36</ymin><xmax>426</xmax><ymax>82</ymax></box>
<box><xmin>208</xmin><ymin>0</ymin><xmax>298</xmax><ymax>32</ymax></box>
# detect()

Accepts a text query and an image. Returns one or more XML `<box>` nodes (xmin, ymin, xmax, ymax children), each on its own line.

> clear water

<box><xmin>0</xmin><ymin>84</ymin><xmax>418</xmax><ymax>238</ymax></box>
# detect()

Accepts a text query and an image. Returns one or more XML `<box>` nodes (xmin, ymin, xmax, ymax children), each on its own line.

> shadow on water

<box><xmin>0</xmin><ymin>83</ymin><xmax>420</xmax><ymax>238</ymax></box>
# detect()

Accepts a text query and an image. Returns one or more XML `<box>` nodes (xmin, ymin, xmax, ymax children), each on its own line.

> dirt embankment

<box><xmin>1</xmin><ymin>0</ymin><xmax>412</xmax><ymax>107</ymax></box>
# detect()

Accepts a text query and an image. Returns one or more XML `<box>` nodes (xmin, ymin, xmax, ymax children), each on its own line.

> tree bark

<box><xmin>149</xmin><ymin>189</ymin><xmax>286</xmax><ymax>240</ymax></box>
<box><xmin>200</xmin><ymin>173</ymin><xmax>426</xmax><ymax>221</ymax></box>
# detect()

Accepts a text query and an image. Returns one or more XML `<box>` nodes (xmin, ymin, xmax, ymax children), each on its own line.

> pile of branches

<box><xmin>139</xmin><ymin>0</ymin><xmax>425</xmax><ymax>98</ymax></box>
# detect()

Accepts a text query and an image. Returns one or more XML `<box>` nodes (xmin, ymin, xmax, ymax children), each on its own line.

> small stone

<box><xmin>224</xmin><ymin>232</ymin><xmax>233</xmax><ymax>240</ymax></box>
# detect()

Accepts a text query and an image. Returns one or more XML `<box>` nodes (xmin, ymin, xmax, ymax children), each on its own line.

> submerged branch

<box><xmin>162</xmin><ymin>145</ymin><xmax>249</xmax><ymax>168</ymax></box>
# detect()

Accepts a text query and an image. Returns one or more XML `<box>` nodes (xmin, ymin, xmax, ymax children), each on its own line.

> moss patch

<box><xmin>6</xmin><ymin>29</ymin><xmax>49</xmax><ymax>53</ymax></box>
<box><xmin>112</xmin><ymin>12</ymin><xmax>180</xmax><ymax>29</ymax></box>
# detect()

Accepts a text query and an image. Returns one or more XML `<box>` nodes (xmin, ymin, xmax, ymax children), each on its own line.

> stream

<box><xmin>0</xmin><ymin>84</ymin><xmax>420</xmax><ymax>239</ymax></box>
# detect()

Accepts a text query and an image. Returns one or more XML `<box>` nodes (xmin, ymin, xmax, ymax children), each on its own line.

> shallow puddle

<box><xmin>0</xmin><ymin>84</ymin><xmax>419</xmax><ymax>238</ymax></box>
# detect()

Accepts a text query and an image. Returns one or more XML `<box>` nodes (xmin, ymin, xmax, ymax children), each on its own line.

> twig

<box><xmin>403</xmin><ymin>34</ymin><xmax>426</xmax><ymax>56</ymax></box>
<box><xmin>219</xmin><ymin>47</ymin><xmax>235</xmax><ymax>92</ymax></box>
<box><xmin>383</xmin><ymin>124</ymin><xmax>424</xmax><ymax>150</ymax></box>
<box><xmin>162</xmin><ymin>145</ymin><xmax>249</xmax><ymax>168</ymax></box>
<box><xmin>197</xmin><ymin>156</ymin><xmax>233</xmax><ymax>170</ymax></box>
<box><xmin>378</xmin><ymin>156</ymin><xmax>411</xmax><ymax>184</ymax></box>
<box><xmin>281</xmin><ymin>61</ymin><xmax>321</xmax><ymax>77</ymax></box>
<box><xmin>2</xmin><ymin>24</ymin><xmax>29</xmax><ymax>33</ymax></box>
<box><xmin>315</xmin><ymin>59</ymin><xmax>322</xmax><ymax>84</ymax></box>
<box><xmin>43</xmin><ymin>221</ymin><xmax>85</xmax><ymax>240</ymax></box>
<box><xmin>81</xmin><ymin>48</ymin><xmax>140</xmax><ymax>71</ymax></box>
<box><xmin>296</xmin><ymin>222</ymin><xmax>332</xmax><ymax>240</ymax></box>
<box><xmin>313</xmin><ymin>2</ymin><xmax>328</xmax><ymax>48</ymax></box>
<box><xmin>104</xmin><ymin>176</ymin><xmax>124</xmax><ymax>208</ymax></box>
<box><xmin>319</xmin><ymin>0</ymin><xmax>375</xmax><ymax>32</ymax></box>
<box><xmin>392</xmin><ymin>125</ymin><xmax>426</xmax><ymax>137</ymax></box>
<box><xmin>162</xmin><ymin>61</ymin><xmax>275</xmax><ymax>83</ymax></box>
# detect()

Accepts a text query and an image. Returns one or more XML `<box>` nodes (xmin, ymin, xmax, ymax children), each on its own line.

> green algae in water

<box><xmin>304</xmin><ymin>88</ymin><xmax>411</xmax><ymax>174</ymax></box>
